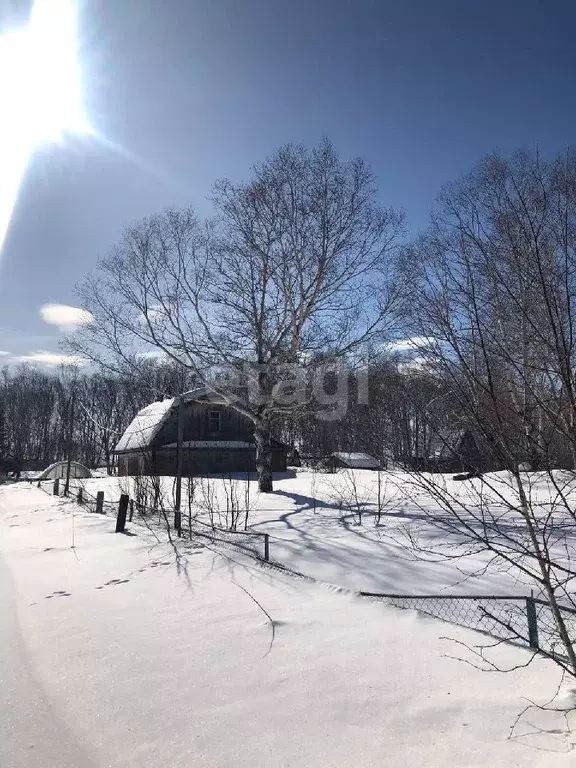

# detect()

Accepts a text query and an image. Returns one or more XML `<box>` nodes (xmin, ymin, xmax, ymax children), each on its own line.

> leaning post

<box><xmin>115</xmin><ymin>494</ymin><xmax>129</xmax><ymax>533</ymax></box>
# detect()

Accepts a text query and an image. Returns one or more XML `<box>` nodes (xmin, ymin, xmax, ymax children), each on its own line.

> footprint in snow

<box><xmin>95</xmin><ymin>578</ymin><xmax>130</xmax><ymax>589</ymax></box>
<box><xmin>45</xmin><ymin>590</ymin><xmax>71</xmax><ymax>599</ymax></box>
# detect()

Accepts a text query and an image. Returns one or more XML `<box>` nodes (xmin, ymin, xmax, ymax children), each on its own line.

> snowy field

<box><xmin>1</xmin><ymin>483</ymin><xmax>575</xmax><ymax>767</ymax></box>
<box><xmin>63</xmin><ymin>468</ymin><xmax>576</xmax><ymax>597</ymax></box>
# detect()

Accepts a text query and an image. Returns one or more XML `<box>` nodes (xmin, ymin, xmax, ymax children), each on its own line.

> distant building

<box><xmin>114</xmin><ymin>387</ymin><xmax>287</xmax><ymax>476</ymax></box>
<box><xmin>410</xmin><ymin>429</ymin><xmax>484</xmax><ymax>473</ymax></box>
<box><xmin>328</xmin><ymin>452</ymin><xmax>382</xmax><ymax>470</ymax></box>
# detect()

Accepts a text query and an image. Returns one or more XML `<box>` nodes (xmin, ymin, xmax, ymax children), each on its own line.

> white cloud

<box><xmin>18</xmin><ymin>351</ymin><xmax>85</xmax><ymax>366</ymax></box>
<box><xmin>39</xmin><ymin>303</ymin><xmax>93</xmax><ymax>331</ymax></box>
<box><xmin>0</xmin><ymin>350</ymin><xmax>9</xmax><ymax>356</ymax></box>
<box><xmin>388</xmin><ymin>336</ymin><xmax>436</xmax><ymax>353</ymax></box>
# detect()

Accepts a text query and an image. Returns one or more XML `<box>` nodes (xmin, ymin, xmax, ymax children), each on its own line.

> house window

<box><xmin>208</xmin><ymin>410</ymin><xmax>221</xmax><ymax>433</ymax></box>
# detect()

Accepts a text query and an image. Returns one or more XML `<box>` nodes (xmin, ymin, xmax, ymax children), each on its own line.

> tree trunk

<box><xmin>254</xmin><ymin>420</ymin><xmax>273</xmax><ymax>493</ymax></box>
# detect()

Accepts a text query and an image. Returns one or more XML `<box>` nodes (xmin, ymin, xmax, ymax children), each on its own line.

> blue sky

<box><xmin>1</xmin><ymin>0</ymin><xmax>575</xmax><ymax>363</ymax></box>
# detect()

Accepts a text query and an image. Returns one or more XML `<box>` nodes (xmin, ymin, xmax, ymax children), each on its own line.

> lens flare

<box><xmin>0</xmin><ymin>0</ymin><xmax>89</xmax><ymax>254</ymax></box>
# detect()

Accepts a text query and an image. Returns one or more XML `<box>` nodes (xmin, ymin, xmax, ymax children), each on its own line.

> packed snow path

<box><xmin>1</xmin><ymin>484</ymin><xmax>575</xmax><ymax>766</ymax></box>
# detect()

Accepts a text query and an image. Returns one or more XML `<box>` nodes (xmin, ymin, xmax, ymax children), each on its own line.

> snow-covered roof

<box><xmin>332</xmin><ymin>452</ymin><xmax>381</xmax><ymax>469</ymax></box>
<box><xmin>36</xmin><ymin>461</ymin><xmax>92</xmax><ymax>480</ymax></box>
<box><xmin>160</xmin><ymin>440</ymin><xmax>254</xmax><ymax>450</ymax></box>
<box><xmin>115</xmin><ymin>398</ymin><xmax>175</xmax><ymax>453</ymax></box>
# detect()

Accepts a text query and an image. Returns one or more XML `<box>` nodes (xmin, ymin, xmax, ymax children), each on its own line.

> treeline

<box><xmin>399</xmin><ymin>150</ymin><xmax>576</xmax><ymax>473</ymax></box>
<box><xmin>0</xmin><ymin>356</ymin><xmax>447</xmax><ymax>473</ymax></box>
<box><xmin>0</xmin><ymin>362</ymin><xmax>200</xmax><ymax>473</ymax></box>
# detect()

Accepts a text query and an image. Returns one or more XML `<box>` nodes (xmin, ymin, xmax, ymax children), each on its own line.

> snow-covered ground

<box><xmin>1</xmin><ymin>483</ymin><xmax>575</xmax><ymax>766</ymax></box>
<box><xmin>62</xmin><ymin>468</ymin><xmax>576</xmax><ymax>597</ymax></box>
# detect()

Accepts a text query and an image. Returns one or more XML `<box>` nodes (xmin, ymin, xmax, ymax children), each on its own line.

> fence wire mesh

<box><xmin>360</xmin><ymin>591</ymin><xmax>576</xmax><ymax>662</ymax></box>
<box><xmin>533</xmin><ymin>598</ymin><xmax>576</xmax><ymax>660</ymax></box>
<box><xmin>183</xmin><ymin>515</ymin><xmax>269</xmax><ymax>560</ymax></box>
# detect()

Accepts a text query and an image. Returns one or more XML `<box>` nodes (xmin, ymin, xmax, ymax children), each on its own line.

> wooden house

<box><xmin>114</xmin><ymin>387</ymin><xmax>287</xmax><ymax>476</ymax></box>
<box><xmin>410</xmin><ymin>429</ymin><xmax>485</xmax><ymax>473</ymax></box>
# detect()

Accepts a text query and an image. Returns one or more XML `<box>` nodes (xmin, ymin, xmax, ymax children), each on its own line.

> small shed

<box><xmin>329</xmin><ymin>452</ymin><xmax>382</xmax><ymax>470</ymax></box>
<box><xmin>36</xmin><ymin>461</ymin><xmax>92</xmax><ymax>480</ymax></box>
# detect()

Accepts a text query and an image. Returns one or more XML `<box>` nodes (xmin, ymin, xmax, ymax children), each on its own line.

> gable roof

<box><xmin>115</xmin><ymin>398</ymin><xmax>175</xmax><ymax>453</ymax></box>
<box><xmin>428</xmin><ymin>429</ymin><xmax>473</xmax><ymax>459</ymax></box>
<box><xmin>332</xmin><ymin>452</ymin><xmax>381</xmax><ymax>469</ymax></box>
<box><xmin>114</xmin><ymin>388</ymin><xmax>288</xmax><ymax>454</ymax></box>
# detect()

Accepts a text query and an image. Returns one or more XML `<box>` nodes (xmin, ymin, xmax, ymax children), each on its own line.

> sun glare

<box><xmin>0</xmin><ymin>0</ymin><xmax>88</xmax><ymax>254</ymax></box>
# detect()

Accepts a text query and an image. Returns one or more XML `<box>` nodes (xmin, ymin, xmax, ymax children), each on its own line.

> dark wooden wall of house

<box><xmin>117</xmin><ymin>446</ymin><xmax>287</xmax><ymax>476</ymax></box>
<box><xmin>153</xmin><ymin>401</ymin><xmax>254</xmax><ymax>447</ymax></box>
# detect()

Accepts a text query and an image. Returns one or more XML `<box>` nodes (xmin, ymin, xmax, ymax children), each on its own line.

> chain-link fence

<box><xmin>183</xmin><ymin>515</ymin><xmax>269</xmax><ymax>560</ymax></box>
<box><xmin>35</xmin><ymin>478</ymin><xmax>270</xmax><ymax>562</ymax></box>
<box><xmin>532</xmin><ymin>597</ymin><xmax>576</xmax><ymax>661</ymax></box>
<box><xmin>359</xmin><ymin>590</ymin><xmax>576</xmax><ymax>662</ymax></box>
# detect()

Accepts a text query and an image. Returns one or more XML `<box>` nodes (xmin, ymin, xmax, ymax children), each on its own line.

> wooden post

<box><xmin>115</xmin><ymin>494</ymin><xmax>129</xmax><ymax>533</ymax></box>
<box><xmin>264</xmin><ymin>533</ymin><xmax>270</xmax><ymax>562</ymax></box>
<box><xmin>77</xmin><ymin>487</ymin><xmax>83</xmax><ymax>504</ymax></box>
<box><xmin>95</xmin><ymin>491</ymin><xmax>104</xmax><ymax>515</ymax></box>
<box><xmin>53</xmin><ymin>478</ymin><xmax>60</xmax><ymax>496</ymax></box>
<box><xmin>64</xmin><ymin>387</ymin><xmax>76</xmax><ymax>497</ymax></box>
<box><xmin>129</xmin><ymin>500</ymin><xmax>134</xmax><ymax>522</ymax></box>
<box><xmin>526</xmin><ymin>595</ymin><xmax>539</xmax><ymax>649</ymax></box>
<box><xmin>174</xmin><ymin>395</ymin><xmax>183</xmax><ymax>537</ymax></box>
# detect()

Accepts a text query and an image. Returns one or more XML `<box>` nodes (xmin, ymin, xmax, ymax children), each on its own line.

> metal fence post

<box><xmin>53</xmin><ymin>479</ymin><xmax>59</xmax><ymax>496</ymax></box>
<box><xmin>264</xmin><ymin>533</ymin><xmax>270</xmax><ymax>562</ymax></box>
<box><xmin>526</xmin><ymin>595</ymin><xmax>539</xmax><ymax>649</ymax></box>
<box><xmin>115</xmin><ymin>494</ymin><xmax>129</xmax><ymax>533</ymax></box>
<box><xmin>95</xmin><ymin>491</ymin><xmax>104</xmax><ymax>515</ymax></box>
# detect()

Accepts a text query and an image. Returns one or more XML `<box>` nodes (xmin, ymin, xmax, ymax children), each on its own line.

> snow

<box><xmin>332</xmin><ymin>451</ymin><xmax>381</xmax><ymax>468</ymax></box>
<box><xmin>114</xmin><ymin>397</ymin><xmax>174</xmax><ymax>452</ymax></box>
<box><xmin>1</xmin><ymin>483</ymin><xmax>575</xmax><ymax>766</ymax></box>
<box><xmin>71</xmin><ymin>468</ymin><xmax>576</xmax><ymax>597</ymax></box>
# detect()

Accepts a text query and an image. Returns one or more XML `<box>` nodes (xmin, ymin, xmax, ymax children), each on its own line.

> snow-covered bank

<box><xmin>1</xmin><ymin>484</ymin><xmax>574</xmax><ymax>766</ymax></box>
<box><xmin>66</xmin><ymin>468</ymin><xmax>576</xmax><ymax>596</ymax></box>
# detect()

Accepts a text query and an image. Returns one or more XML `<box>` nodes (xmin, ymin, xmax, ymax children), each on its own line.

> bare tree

<box><xmin>399</xmin><ymin>150</ymin><xmax>576</xmax><ymax>675</ymax></box>
<box><xmin>69</xmin><ymin>140</ymin><xmax>403</xmax><ymax>491</ymax></box>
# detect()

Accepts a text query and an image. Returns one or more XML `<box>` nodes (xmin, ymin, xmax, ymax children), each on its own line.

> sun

<box><xmin>0</xmin><ymin>0</ymin><xmax>89</xmax><ymax>254</ymax></box>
